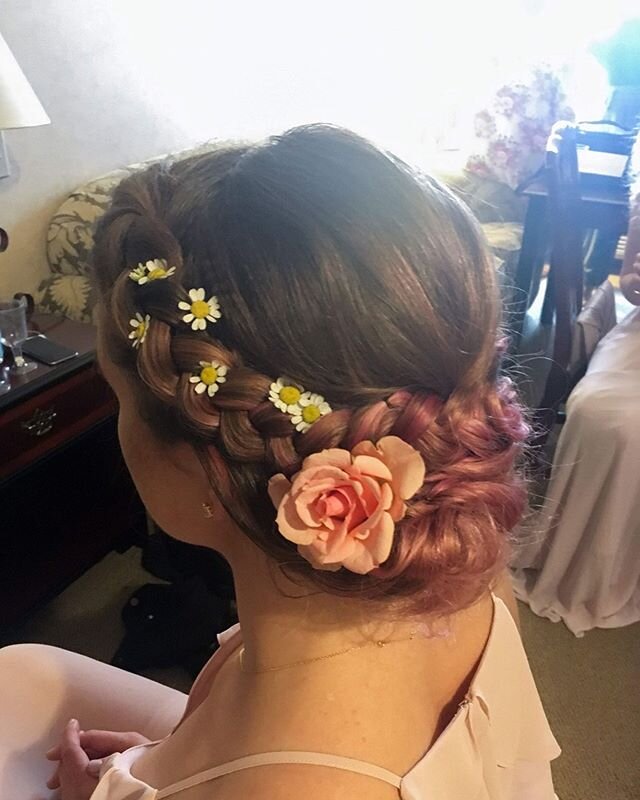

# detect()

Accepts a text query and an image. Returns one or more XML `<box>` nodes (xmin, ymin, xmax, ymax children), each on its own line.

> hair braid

<box><xmin>97</xmin><ymin>178</ymin><xmax>297</xmax><ymax>461</ymax></box>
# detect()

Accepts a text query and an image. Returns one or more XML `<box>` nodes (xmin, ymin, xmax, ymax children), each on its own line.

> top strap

<box><xmin>155</xmin><ymin>751</ymin><xmax>403</xmax><ymax>798</ymax></box>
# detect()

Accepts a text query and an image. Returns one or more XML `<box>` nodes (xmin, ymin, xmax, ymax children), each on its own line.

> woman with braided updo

<box><xmin>1</xmin><ymin>125</ymin><xmax>560</xmax><ymax>800</ymax></box>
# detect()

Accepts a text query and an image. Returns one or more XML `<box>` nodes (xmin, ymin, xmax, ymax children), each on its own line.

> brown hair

<box><xmin>94</xmin><ymin>124</ymin><xmax>528</xmax><ymax>617</ymax></box>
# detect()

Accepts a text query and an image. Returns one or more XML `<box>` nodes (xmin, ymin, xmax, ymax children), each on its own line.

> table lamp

<box><xmin>0</xmin><ymin>31</ymin><xmax>49</xmax><ymax>130</ymax></box>
<box><xmin>0</xmin><ymin>30</ymin><xmax>50</xmax><ymax>249</ymax></box>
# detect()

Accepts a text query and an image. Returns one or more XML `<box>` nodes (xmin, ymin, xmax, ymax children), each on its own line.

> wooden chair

<box><xmin>521</xmin><ymin>121</ymin><xmax>634</xmax><ymax>464</ymax></box>
<box><xmin>530</xmin><ymin>122</ymin><xmax>584</xmax><ymax>453</ymax></box>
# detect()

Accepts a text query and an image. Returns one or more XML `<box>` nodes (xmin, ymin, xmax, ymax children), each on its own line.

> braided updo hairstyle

<box><xmin>93</xmin><ymin>125</ymin><xmax>529</xmax><ymax>618</ymax></box>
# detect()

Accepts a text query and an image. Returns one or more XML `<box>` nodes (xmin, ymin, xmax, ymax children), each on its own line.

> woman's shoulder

<box><xmin>131</xmin><ymin>595</ymin><xmax>559</xmax><ymax>800</ymax></box>
<box><xmin>400</xmin><ymin>594</ymin><xmax>560</xmax><ymax>798</ymax></box>
<box><xmin>163</xmin><ymin>596</ymin><xmax>559</xmax><ymax>800</ymax></box>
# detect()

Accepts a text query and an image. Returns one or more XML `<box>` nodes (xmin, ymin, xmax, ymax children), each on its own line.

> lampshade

<box><xmin>0</xmin><ymin>32</ymin><xmax>49</xmax><ymax>129</ymax></box>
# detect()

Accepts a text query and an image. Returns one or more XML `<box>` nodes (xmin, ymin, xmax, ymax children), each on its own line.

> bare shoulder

<box><xmin>159</xmin><ymin>595</ymin><xmax>496</xmax><ymax>800</ymax></box>
<box><xmin>169</xmin><ymin>763</ymin><xmax>401</xmax><ymax>800</ymax></box>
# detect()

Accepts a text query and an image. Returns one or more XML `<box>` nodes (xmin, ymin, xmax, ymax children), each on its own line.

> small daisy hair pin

<box><xmin>292</xmin><ymin>391</ymin><xmax>332</xmax><ymax>432</ymax></box>
<box><xmin>189</xmin><ymin>360</ymin><xmax>228</xmax><ymax>397</ymax></box>
<box><xmin>269</xmin><ymin>377</ymin><xmax>305</xmax><ymax>413</ymax></box>
<box><xmin>129</xmin><ymin>312</ymin><xmax>151</xmax><ymax>348</ymax></box>
<box><xmin>178</xmin><ymin>288</ymin><xmax>222</xmax><ymax>331</ymax></box>
<box><xmin>129</xmin><ymin>259</ymin><xmax>176</xmax><ymax>285</ymax></box>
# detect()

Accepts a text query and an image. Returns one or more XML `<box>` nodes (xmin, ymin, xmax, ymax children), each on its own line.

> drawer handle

<box><xmin>21</xmin><ymin>407</ymin><xmax>57</xmax><ymax>437</ymax></box>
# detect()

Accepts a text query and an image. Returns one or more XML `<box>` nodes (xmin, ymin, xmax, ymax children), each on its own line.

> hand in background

<box><xmin>45</xmin><ymin>723</ymin><xmax>151</xmax><ymax>792</ymax></box>
<box><xmin>43</xmin><ymin>719</ymin><xmax>98</xmax><ymax>800</ymax></box>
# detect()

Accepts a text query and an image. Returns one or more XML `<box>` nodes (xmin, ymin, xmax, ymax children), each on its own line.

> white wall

<box><xmin>0</xmin><ymin>1</ymin><xmax>195</xmax><ymax>296</ymax></box>
<box><xmin>0</xmin><ymin>0</ymin><xmax>446</xmax><ymax>298</ymax></box>
<box><xmin>0</xmin><ymin>1</ymin><xmax>202</xmax><ymax>296</ymax></box>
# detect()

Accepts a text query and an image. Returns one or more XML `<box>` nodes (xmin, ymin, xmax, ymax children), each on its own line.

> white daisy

<box><xmin>268</xmin><ymin>376</ymin><xmax>305</xmax><ymax>414</ymax></box>
<box><xmin>178</xmin><ymin>288</ymin><xmax>221</xmax><ymax>331</ymax></box>
<box><xmin>128</xmin><ymin>313</ymin><xmax>150</xmax><ymax>348</ymax></box>
<box><xmin>189</xmin><ymin>360</ymin><xmax>228</xmax><ymax>397</ymax></box>
<box><xmin>128</xmin><ymin>265</ymin><xmax>147</xmax><ymax>284</ymax></box>
<box><xmin>291</xmin><ymin>391</ymin><xmax>332</xmax><ymax>432</ymax></box>
<box><xmin>129</xmin><ymin>259</ymin><xmax>176</xmax><ymax>285</ymax></box>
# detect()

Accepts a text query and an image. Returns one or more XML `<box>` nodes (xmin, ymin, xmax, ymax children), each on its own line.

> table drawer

<box><xmin>0</xmin><ymin>366</ymin><xmax>117</xmax><ymax>480</ymax></box>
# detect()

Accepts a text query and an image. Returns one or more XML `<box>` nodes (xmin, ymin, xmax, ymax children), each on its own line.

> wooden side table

<box><xmin>0</xmin><ymin>314</ymin><xmax>145</xmax><ymax>634</ymax></box>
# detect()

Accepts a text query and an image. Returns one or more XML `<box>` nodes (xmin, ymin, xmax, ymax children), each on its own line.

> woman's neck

<box><xmin>224</xmin><ymin>537</ymin><xmax>453</xmax><ymax>675</ymax></box>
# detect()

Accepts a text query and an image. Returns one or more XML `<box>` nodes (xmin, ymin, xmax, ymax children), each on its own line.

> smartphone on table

<box><xmin>22</xmin><ymin>334</ymin><xmax>79</xmax><ymax>366</ymax></box>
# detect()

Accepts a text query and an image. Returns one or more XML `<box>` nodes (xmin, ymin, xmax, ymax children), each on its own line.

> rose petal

<box><xmin>340</xmin><ymin>487</ymin><xmax>369</xmax><ymax>529</ymax></box>
<box><xmin>344</xmin><ymin>506</ymin><xmax>367</xmax><ymax>533</ymax></box>
<box><xmin>304</xmin><ymin>526</ymin><xmax>357</xmax><ymax>566</ymax></box>
<box><xmin>300</xmin><ymin>468</ymin><xmax>353</xmax><ymax>488</ymax></box>
<box><xmin>339</xmin><ymin>545</ymin><xmax>377</xmax><ymax>575</ymax></box>
<box><xmin>351</xmin><ymin>440</ymin><xmax>378</xmax><ymax>459</ymax></box>
<box><xmin>366</xmin><ymin>512</ymin><xmax>396</xmax><ymax>561</ymax></box>
<box><xmin>292</xmin><ymin>464</ymin><xmax>350</xmax><ymax>485</ymax></box>
<box><xmin>379</xmin><ymin>481</ymin><xmax>394</xmax><ymax>512</ymax></box>
<box><xmin>349</xmin><ymin>488</ymin><xmax>385</xmax><ymax>539</ymax></box>
<box><xmin>312</xmin><ymin>483</ymin><xmax>363</xmax><ymax>530</ymax></box>
<box><xmin>310</xmin><ymin>485</ymin><xmax>357</xmax><ymax>530</ymax></box>
<box><xmin>267</xmin><ymin>474</ymin><xmax>292</xmax><ymax>509</ymax></box>
<box><xmin>388</xmin><ymin>494</ymin><xmax>406</xmax><ymax>522</ymax></box>
<box><xmin>303</xmin><ymin>449</ymin><xmax>352</xmax><ymax>471</ymax></box>
<box><xmin>357</xmin><ymin>474</ymin><xmax>385</xmax><ymax>516</ymax></box>
<box><xmin>294</xmin><ymin>489</ymin><xmax>326</xmax><ymax>528</ymax></box>
<box><xmin>298</xmin><ymin>544</ymin><xmax>344</xmax><ymax>572</ymax></box>
<box><xmin>377</xmin><ymin>436</ymin><xmax>425</xmax><ymax>499</ymax></box>
<box><xmin>351</xmin><ymin>454</ymin><xmax>393</xmax><ymax>482</ymax></box>
<box><xmin>276</xmin><ymin>500</ymin><xmax>316</xmax><ymax>545</ymax></box>
<box><xmin>341</xmin><ymin>513</ymin><xmax>395</xmax><ymax>574</ymax></box>
<box><xmin>289</xmin><ymin>466</ymin><xmax>350</xmax><ymax>497</ymax></box>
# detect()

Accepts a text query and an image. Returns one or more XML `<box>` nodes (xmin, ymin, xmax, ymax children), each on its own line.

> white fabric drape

<box><xmin>512</xmin><ymin>307</ymin><xmax>640</xmax><ymax>636</ymax></box>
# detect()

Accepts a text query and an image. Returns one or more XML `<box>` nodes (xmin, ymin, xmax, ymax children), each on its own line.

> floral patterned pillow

<box><xmin>466</xmin><ymin>65</ymin><xmax>575</xmax><ymax>190</ymax></box>
<box><xmin>36</xmin><ymin>170</ymin><xmax>133</xmax><ymax>321</ymax></box>
<box><xmin>46</xmin><ymin>170</ymin><xmax>135</xmax><ymax>278</ymax></box>
<box><xmin>36</xmin><ymin>274</ymin><xmax>97</xmax><ymax>323</ymax></box>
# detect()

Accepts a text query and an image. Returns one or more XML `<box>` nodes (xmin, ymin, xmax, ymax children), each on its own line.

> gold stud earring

<box><xmin>202</xmin><ymin>503</ymin><xmax>214</xmax><ymax>518</ymax></box>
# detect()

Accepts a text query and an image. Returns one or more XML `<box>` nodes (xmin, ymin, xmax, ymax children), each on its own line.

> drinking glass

<box><xmin>0</xmin><ymin>297</ymin><xmax>37</xmax><ymax>374</ymax></box>
<box><xmin>0</xmin><ymin>338</ymin><xmax>9</xmax><ymax>394</ymax></box>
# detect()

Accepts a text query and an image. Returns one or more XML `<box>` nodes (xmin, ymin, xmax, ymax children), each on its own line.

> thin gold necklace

<box><xmin>238</xmin><ymin>630</ymin><xmax>419</xmax><ymax>674</ymax></box>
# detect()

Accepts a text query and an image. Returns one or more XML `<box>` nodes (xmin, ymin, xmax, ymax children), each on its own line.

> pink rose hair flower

<box><xmin>267</xmin><ymin>436</ymin><xmax>425</xmax><ymax>575</ymax></box>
